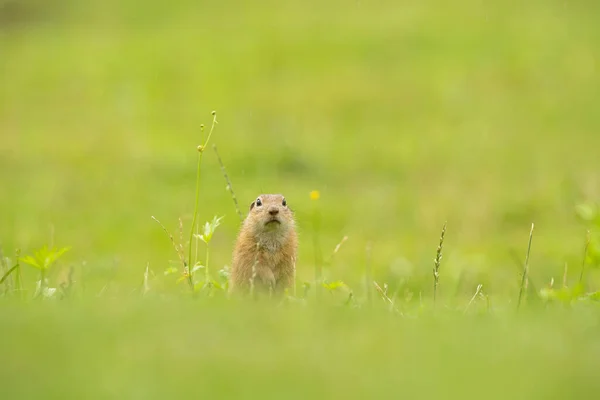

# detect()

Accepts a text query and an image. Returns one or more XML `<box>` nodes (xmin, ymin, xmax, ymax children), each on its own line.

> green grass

<box><xmin>2</xmin><ymin>299</ymin><xmax>600</xmax><ymax>399</ymax></box>
<box><xmin>2</xmin><ymin>0</ymin><xmax>600</xmax><ymax>398</ymax></box>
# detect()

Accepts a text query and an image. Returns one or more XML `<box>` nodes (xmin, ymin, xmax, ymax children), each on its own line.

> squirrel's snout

<box><xmin>268</xmin><ymin>207</ymin><xmax>279</xmax><ymax>216</ymax></box>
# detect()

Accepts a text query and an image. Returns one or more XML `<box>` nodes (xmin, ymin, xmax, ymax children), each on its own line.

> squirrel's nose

<box><xmin>269</xmin><ymin>207</ymin><xmax>279</xmax><ymax>216</ymax></box>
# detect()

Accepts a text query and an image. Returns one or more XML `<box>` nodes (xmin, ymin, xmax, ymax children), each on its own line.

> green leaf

<box><xmin>44</xmin><ymin>246</ymin><xmax>71</xmax><ymax>268</ymax></box>
<box><xmin>191</xmin><ymin>264</ymin><xmax>205</xmax><ymax>274</ymax></box>
<box><xmin>218</xmin><ymin>267</ymin><xmax>230</xmax><ymax>279</ymax></box>
<box><xmin>164</xmin><ymin>267</ymin><xmax>178</xmax><ymax>276</ymax></box>
<box><xmin>196</xmin><ymin>215</ymin><xmax>225</xmax><ymax>244</ymax></box>
<box><xmin>20</xmin><ymin>255</ymin><xmax>42</xmax><ymax>270</ymax></box>
<box><xmin>210</xmin><ymin>280</ymin><xmax>223</xmax><ymax>290</ymax></box>
<box><xmin>322</xmin><ymin>280</ymin><xmax>348</xmax><ymax>292</ymax></box>
<box><xmin>20</xmin><ymin>246</ymin><xmax>71</xmax><ymax>271</ymax></box>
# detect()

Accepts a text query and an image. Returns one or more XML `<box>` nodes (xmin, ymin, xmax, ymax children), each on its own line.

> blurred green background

<box><xmin>2</xmin><ymin>1</ymin><xmax>600</xmax><ymax>398</ymax></box>
<box><xmin>2</xmin><ymin>0</ymin><xmax>600</xmax><ymax>294</ymax></box>
<box><xmin>3</xmin><ymin>0</ymin><xmax>600</xmax><ymax>297</ymax></box>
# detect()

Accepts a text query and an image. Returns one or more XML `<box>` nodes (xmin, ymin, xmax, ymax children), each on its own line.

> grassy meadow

<box><xmin>2</xmin><ymin>0</ymin><xmax>600</xmax><ymax>398</ymax></box>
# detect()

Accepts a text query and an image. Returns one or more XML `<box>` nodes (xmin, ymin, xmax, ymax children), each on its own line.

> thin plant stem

<box><xmin>187</xmin><ymin>111</ymin><xmax>218</xmax><ymax>291</ymax></box>
<box><xmin>151</xmin><ymin>216</ymin><xmax>189</xmax><ymax>288</ymax></box>
<box><xmin>433</xmin><ymin>222</ymin><xmax>447</xmax><ymax>307</ymax></box>
<box><xmin>373</xmin><ymin>281</ymin><xmax>402</xmax><ymax>315</ymax></box>
<box><xmin>142</xmin><ymin>262</ymin><xmax>150</xmax><ymax>296</ymax></box>
<box><xmin>213</xmin><ymin>144</ymin><xmax>243</xmax><ymax>222</ymax></box>
<box><xmin>464</xmin><ymin>284</ymin><xmax>483</xmax><ymax>314</ymax></box>
<box><xmin>0</xmin><ymin>264</ymin><xmax>18</xmax><ymax>285</ymax></box>
<box><xmin>194</xmin><ymin>225</ymin><xmax>199</xmax><ymax>271</ymax></box>
<box><xmin>188</xmin><ymin>142</ymin><xmax>203</xmax><ymax>289</ymax></box>
<box><xmin>517</xmin><ymin>223</ymin><xmax>534</xmax><ymax>310</ymax></box>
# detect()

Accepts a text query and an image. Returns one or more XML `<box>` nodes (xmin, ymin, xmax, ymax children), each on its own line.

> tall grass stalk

<box><xmin>433</xmin><ymin>222</ymin><xmax>447</xmax><ymax>307</ymax></box>
<box><xmin>142</xmin><ymin>262</ymin><xmax>150</xmax><ymax>296</ymax></box>
<box><xmin>213</xmin><ymin>144</ymin><xmax>243</xmax><ymax>222</ymax></box>
<box><xmin>187</xmin><ymin>111</ymin><xmax>218</xmax><ymax>291</ymax></box>
<box><xmin>151</xmin><ymin>216</ymin><xmax>188</xmax><ymax>288</ymax></box>
<box><xmin>464</xmin><ymin>284</ymin><xmax>483</xmax><ymax>314</ymax></box>
<box><xmin>373</xmin><ymin>281</ymin><xmax>401</xmax><ymax>315</ymax></box>
<box><xmin>517</xmin><ymin>223</ymin><xmax>535</xmax><ymax>310</ymax></box>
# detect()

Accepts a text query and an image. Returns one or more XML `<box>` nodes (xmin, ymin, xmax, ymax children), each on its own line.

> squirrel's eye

<box><xmin>282</xmin><ymin>198</ymin><xmax>287</xmax><ymax>207</ymax></box>
<box><xmin>256</xmin><ymin>198</ymin><xmax>262</xmax><ymax>207</ymax></box>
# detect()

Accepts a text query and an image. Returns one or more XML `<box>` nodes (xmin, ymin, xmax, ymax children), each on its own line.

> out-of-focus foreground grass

<box><xmin>1</xmin><ymin>299</ymin><xmax>600</xmax><ymax>399</ymax></box>
<box><xmin>2</xmin><ymin>0</ymin><xmax>600</xmax><ymax>398</ymax></box>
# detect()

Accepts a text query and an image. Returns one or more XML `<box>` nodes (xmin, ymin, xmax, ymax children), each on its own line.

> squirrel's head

<box><xmin>247</xmin><ymin>194</ymin><xmax>295</xmax><ymax>237</ymax></box>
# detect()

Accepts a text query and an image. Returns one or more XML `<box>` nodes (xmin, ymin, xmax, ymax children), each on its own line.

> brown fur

<box><xmin>229</xmin><ymin>194</ymin><xmax>298</xmax><ymax>296</ymax></box>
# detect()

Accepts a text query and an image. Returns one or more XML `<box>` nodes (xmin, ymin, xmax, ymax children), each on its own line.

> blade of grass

<box><xmin>464</xmin><ymin>284</ymin><xmax>483</xmax><ymax>314</ymax></box>
<box><xmin>433</xmin><ymin>222</ymin><xmax>447</xmax><ymax>307</ymax></box>
<box><xmin>151</xmin><ymin>216</ymin><xmax>188</xmax><ymax>285</ymax></box>
<box><xmin>213</xmin><ymin>144</ymin><xmax>243</xmax><ymax>223</ymax></box>
<box><xmin>0</xmin><ymin>264</ymin><xmax>19</xmax><ymax>285</ymax></box>
<box><xmin>517</xmin><ymin>223</ymin><xmax>535</xmax><ymax>310</ymax></box>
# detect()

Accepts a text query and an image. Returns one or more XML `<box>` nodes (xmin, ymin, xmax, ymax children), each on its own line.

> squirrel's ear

<box><xmin>249</xmin><ymin>201</ymin><xmax>255</xmax><ymax>211</ymax></box>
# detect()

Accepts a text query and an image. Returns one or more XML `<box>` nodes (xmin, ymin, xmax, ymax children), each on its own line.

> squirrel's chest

<box><xmin>258</xmin><ymin>248</ymin><xmax>285</xmax><ymax>269</ymax></box>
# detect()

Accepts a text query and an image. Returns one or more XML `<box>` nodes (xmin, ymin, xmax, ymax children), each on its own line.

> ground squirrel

<box><xmin>229</xmin><ymin>194</ymin><xmax>298</xmax><ymax>296</ymax></box>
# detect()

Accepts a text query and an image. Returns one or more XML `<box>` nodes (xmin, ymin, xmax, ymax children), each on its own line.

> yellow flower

<box><xmin>310</xmin><ymin>190</ymin><xmax>320</xmax><ymax>200</ymax></box>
